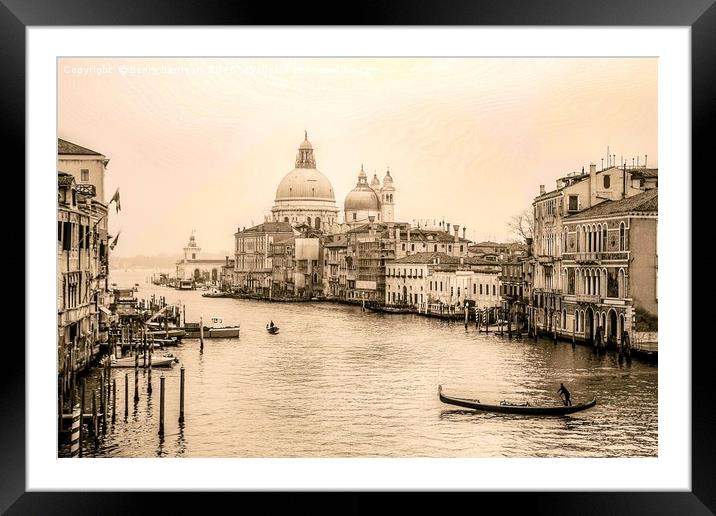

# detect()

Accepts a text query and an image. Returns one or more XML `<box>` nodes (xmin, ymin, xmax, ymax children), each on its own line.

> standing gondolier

<box><xmin>557</xmin><ymin>383</ymin><xmax>572</xmax><ymax>406</ymax></box>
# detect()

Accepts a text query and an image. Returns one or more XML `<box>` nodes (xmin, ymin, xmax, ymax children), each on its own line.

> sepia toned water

<box><xmin>64</xmin><ymin>269</ymin><xmax>657</xmax><ymax>458</ymax></box>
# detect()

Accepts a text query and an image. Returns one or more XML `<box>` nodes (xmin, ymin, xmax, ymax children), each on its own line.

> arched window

<box><xmin>618</xmin><ymin>268</ymin><xmax>626</xmax><ymax>298</ymax></box>
<box><xmin>576</xmin><ymin>227</ymin><xmax>581</xmax><ymax>252</ymax></box>
<box><xmin>306</xmin><ymin>216</ymin><xmax>312</xmax><ymax>227</ymax></box>
<box><xmin>315</xmin><ymin>217</ymin><xmax>321</xmax><ymax>230</ymax></box>
<box><xmin>619</xmin><ymin>222</ymin><xmax>626</xmax><ymax>251</ymax></box>
<box><xmin>284</xmin><ymin>217</ymin><xmax>289</xmax><ymax>223</ymax></box>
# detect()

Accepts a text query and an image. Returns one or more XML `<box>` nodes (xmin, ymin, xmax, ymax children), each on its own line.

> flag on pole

<box><xmin>109</xmin><ymin>230</ymin><xmax>121</xmax><ymax>250</ymax></box>
<box><xmin>109</xmin><ymin>188</ymin><xmax>121</xmax><ymax>213</ymax></box>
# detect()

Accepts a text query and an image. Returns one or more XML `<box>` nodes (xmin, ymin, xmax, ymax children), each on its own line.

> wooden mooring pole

<box><xmin>124</xmin><ymin>373</ymin><xmax>129</xmax><ymax>420</ymax></box>
<box><xmin>179</xmin><ymin>366</ymin><xmax>185</xmax><ymax>424</ymax></box>
<box><xmin>70</xmin><ymin>404</ymin><xmax>80</xmax><ymax>458</ymax></box>
<box><xmin>112</xmin><ymin>379</ymin><xmax>116</xmax><ymax>424</ymax></box>
<box><xmin>159</xmin><ymin>374</ymin><xmax>166</xmax><ymax>436</ymax></box>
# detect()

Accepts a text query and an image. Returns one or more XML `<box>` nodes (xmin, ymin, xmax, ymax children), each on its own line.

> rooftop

<box><xmin>58</xmin><ymin>138</ymin><xmax>104</xmax><ymax>156</ymax></box>
<box><xmin>565</xmin><ymin>188</ymin><xmax>658</xmax><ymax>220</ymax></box>
<box><xmin>237</xmin><ymin>221</ymin><xmax>295</xmax><ymax>234</ymax></box>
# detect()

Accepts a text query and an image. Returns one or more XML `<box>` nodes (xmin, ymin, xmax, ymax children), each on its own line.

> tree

<box><xmin>507</xmin><ymin>207</ymin><xmax>535</xmax><ymax>244</ymax></box>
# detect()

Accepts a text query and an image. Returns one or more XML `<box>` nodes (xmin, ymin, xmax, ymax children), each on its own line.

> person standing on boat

<box><xmin>557</xmin><ymin>383</ymin><xmax>572</xmax><ymax>406</ymax></box>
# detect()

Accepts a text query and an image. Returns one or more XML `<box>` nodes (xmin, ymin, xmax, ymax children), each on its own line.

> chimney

<box><xmin>462</xmin><ymin>227</ymin><xmax>467</xmax><ymax>240</ymax></box>
<box><xmin>453</xmin><ymin>224</ymin><xmax>460</xmax><ymax>243</ymax></box>
<box><xmin>446</xmin><ymin>222</ymin><xmax>451</xmax><ymax>234</ymax></box>
<box><xmin>589</xmin><ymin>163</ymin><xmax>596</xmax><ymax>175</ymax></box>
<box><xmin>645</xmin><ymin>154</ymin><xmax>648</xmax><ymax>167</ymax></box>
<box><xmin>226</xmin><ymin>255</ymin><xmax>229</xmax><ymax>266</ymax></box>
<box><xmin>539</xmin><ymin>185</ymin><xmax>545</xmax><ymax>195</ymax></box>
<box><xmin>407</xmin><ymin>228</ymin><xmax>411</xmax><ymax>241</ymax></box>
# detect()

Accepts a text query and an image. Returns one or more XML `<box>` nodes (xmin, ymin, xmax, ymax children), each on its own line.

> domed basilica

<box><xmin>271</xmin><ymin>132</ymin><xmax>396</xmax><ymax>231</ymax></box>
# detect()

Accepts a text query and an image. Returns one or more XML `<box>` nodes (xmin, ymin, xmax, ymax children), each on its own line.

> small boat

<box><xmin>110</xmin><ymin>354</ymin><xmax>177</xmax><ymax>368</ymax></box>
<box><xmin>208</xmin><ymin>326</ymin><xmax>240</xmax><ymax>338</ymax></box>
<box><xmin>438</xmin><ymin>385</ymin><xmax>597</xmax><ymax>415</ymax></box>
<box><xmin>148</xmin><ymin>328</ymin><xmax>186</xmax><ymax>339</ymax></box>
<box><xmin>266</xmin><ymin>326</ymin><xmax>279</xmax><ymax>334</ymax></box>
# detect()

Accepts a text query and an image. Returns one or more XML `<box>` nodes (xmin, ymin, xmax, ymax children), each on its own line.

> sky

<box><xmin>58</xmin><ymin>57</ymin><xmax>657</xmax><ymax>257</ymax></box>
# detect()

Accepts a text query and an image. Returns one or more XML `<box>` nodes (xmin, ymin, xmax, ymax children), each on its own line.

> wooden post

<box><xmin>124</xmin><ymin>373</ymin><xmax>129</xmax><ymax>420</ymax></box>
<box><xmin>70</xmin><ymin>403</ymin><xmax>80</xmax><ymax>458</ymax></box>
<box><xmin>143</xmin><ymin>327</ymin><xmax>147</xmax><ymax>368</ymax></box>
<box><xmin>165</xmin><ymin>316</ymin><xmax>169</xmax><ymax>339</ymax></box>
<box><xmin>112</xmin><ymin>379</ymin><xmax>116</xmax><ymax>423</ymax></box>
<box><xmin>199</xmin><ymin>315</ymin><xmax>204</xmax><ymax>351</ymax></box>
<box><xmin>134</xmin><ymin>367</ymin><xmax>139</xmax><ymax>403</ymax></box>
<box><xmin>464</xmin><ymin>306</ymin><xmax>468</xmax><ymax>330</ymax></box>
<box><xmin>91</xmin><ymin>391</ymin><xmax>98</xmax><ymax>439</ymax></box>
<box><xmin>159</xmin><ymin>374</ymin><xmax>165</xmax><ymax>436</ymax></box>
<box><xmin>100</xmin><ymin>374</ymin><xmax>107</xmax><ymax>435</ymax></box>
<box><xmin>79</xmin><ymin>379</ymin><xmax>86</xmax><ymax>457</ymax></box>
<box><xmin>179</xmin><ymin>366</ymin><xmax>185</xmax><ymax>424</ymax></box>
<box><xmin>183</xmin><ymin>304</ymin><xmax>186</xmax><ymax>328</ymax></box>
<box><xmin>485</xmin><ymin>311</ymin><xmax>489</xmax><ymax>334</ymax></box>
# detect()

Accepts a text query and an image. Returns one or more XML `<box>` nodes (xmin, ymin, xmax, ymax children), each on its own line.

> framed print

<box><xmin>7</xmin><ymin>0</ymin><xmax>712</xmax><ymax>513</ymax></box>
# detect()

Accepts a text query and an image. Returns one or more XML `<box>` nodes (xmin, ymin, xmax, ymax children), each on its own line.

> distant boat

<box><xmin>266</xmin><ymin>326</ymin><xmax>279</xmax><ymax>334</ymax></box>
<box><xmin>437</xmin><ymin>385</ymin><xmax>597</xmax><ymax>415</ymax></box>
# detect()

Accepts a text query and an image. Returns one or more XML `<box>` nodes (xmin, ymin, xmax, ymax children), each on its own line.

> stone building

<box><xmin>57</xmin><ymin>139</ymin><xmax>112</xmax><ymax>377</ymax></box>
<box><xmin>234</xmin><ymin>221</ymin><xmax>296</xmax><ymax>294</ymax></box>
<box><xmin>530</xmin><ymin>160</ymin><xmax>658</xmax><ymax>336</ymax></box>
<box><xmin>175</xmin><ymin>231</ymin><xmax>227</xmax><ymax>285</ymax></box>
<box><xmin>559</xmin><ymin>188</ymin><xmax>658</xmax><ymax>351</ymax></box>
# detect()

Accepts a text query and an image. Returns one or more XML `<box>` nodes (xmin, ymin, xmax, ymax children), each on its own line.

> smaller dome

<box><xmin>345</xmin><ymin>184</ymin><xmax>380</xmax><ymax>211</ymax></box>
<box><xmin>383</xmin><ymin>168</ymin><xmax>393</xmax><ymax>183</ymax></box>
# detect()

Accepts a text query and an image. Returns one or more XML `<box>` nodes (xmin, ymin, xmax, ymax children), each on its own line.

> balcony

<box><xmin>536</xmin><ymin>255</ymin><xmax>554</xmax><ymax>264</ymax></box>
<box><xmin>574</xmin><ymin>252</ymin><xmax>599</xmax><ymax>264</ymax></box>
<box><xmin>75</xmin><ymin>183</ymin><xmax>97</xmax><ymax>197</ymax></box>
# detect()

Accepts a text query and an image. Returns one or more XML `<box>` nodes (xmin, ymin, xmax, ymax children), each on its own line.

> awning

<box><xmin>99</xmin><ymin>306</ymin><xmax>112</xmax><ymax>315</ymax></box>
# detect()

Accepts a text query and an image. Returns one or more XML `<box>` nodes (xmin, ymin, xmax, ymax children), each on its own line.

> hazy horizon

<box><xmin>59</xmin><ymin>57</ymin><xmax>657</xmax><ymax>256</ymax></box>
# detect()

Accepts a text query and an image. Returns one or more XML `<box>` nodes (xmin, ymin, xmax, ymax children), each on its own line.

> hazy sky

<box><xmin>58</xmin><ymin>58</ymin><xmax>657</xmax><ymax>257</ymax></box>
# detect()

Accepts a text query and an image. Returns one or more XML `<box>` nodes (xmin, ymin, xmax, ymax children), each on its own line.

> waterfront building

<box><xmin>234</xmin><ymin>221</ymin><xmax>296</xmax><ymax>294</ymax></box>
<box><xmin>175</xmin><ymin>231</ymin><xmax>227</xmax><ymax>285</ymax></box>
<box><xmin>270</xmin><ymin>132</ymin><xmax>340</xmax><ymax>232</ymax></box>
<box><xmin>344</xmin><ymin>165</ymin><xmax>395</xmax><ymax>225</ymax></box>
<box><xmin>220</xmin><ymin>257</ymin><xmax>235</xmax><ymax>291</ymax></box>
<box><xmin>559</xmin><ymin>188</ymin><xmax>658</xmax><ymax>352</ymax></box>
<box><xmin>530</xmin><ymin>160</ymin><xmax>658</xmax><ymax>336</ymax></box>
<box><xmin>323</xmin><ymin>233</ymin><xmax>349</xmax><ymax>299</ymax></box>
<box><xmin>385</xmin><ymin>252</ymin><xmax>501</xmax><ymax>310</ymax></box>
<box><xmin>344</xmin><ymin>221</ymin><xmax>473</xmax><ymax>302</ymax></box>
<box><xmin>57</xmin><ymin>139</ymin><xmax>113</xmax><ymax>376</ymax></box>
<box><xmin>500</xmin><ymin>255</ymin><xmax>530</xmax><ymax>328</ymax></box>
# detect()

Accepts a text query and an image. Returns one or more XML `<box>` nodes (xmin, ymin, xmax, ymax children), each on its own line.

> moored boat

<box><xmin>438</xmin><ymin>385</ymin><xmax>597</xmax><ymax>415</ymax></box>
<box><xmin>110</xmin><ymin>354</ymin><xmax>177</xmax><ymax>368</ymax></box>
<box><xmin>267</xmin><ymin>326</ymin><xmax>279</xmax><ymax>334</ymax></box>
<box><xmin>208</xmin><ymin>326</ymin><xmax>240</xmax><ymax>338</ymax></box>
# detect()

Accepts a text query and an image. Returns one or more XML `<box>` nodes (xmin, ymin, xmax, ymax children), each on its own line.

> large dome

<box><xmin>345</xmin><ymin>185</ymin><xmax>380</xmax><ymax>211</ymax></box>
<box><xmin>275</xmin><ymin>168</ymin><xmax>336</xmax><ymax>201</ymax></box>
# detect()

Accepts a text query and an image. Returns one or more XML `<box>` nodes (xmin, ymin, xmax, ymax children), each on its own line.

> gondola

<box><xmin>438</xmin><ymin>385</ymin><xmax>597</xmax><ymax>415</ymax></box>
<box><xmin>267</xmin><ymin>326</ymin><xmax>279</xmax><ymax>334</ymax></box>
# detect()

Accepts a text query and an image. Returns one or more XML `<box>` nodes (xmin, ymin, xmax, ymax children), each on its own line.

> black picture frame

<box><xmin>6</xmin><ymin>0</ymin><xmax>709</xmax><ymax>513</ymax></box>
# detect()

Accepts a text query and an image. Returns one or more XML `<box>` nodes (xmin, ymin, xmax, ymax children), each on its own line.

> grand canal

<box><xmin>64</xmin><ymin>269</ymin><xmax>658</xmax><ymax>458</ymax></box>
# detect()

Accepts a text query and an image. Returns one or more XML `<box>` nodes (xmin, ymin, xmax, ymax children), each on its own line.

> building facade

<box><xmin>530</xmin><ymin>161</ymin><xmax>658</xmax><ymax>337</ymax></box>
<box><xmin>234</xmin><ymin>221</ymin><xmax>296</xmax><ymax>294</ymax></box>
<box><xmin>175</xmin><ymin>232</ymin><xmax>227</xmax><ymax>285</ymax></box>
<box><xmin>559</xmin><ymin>189</ymin><xmax>658</xmax><ymax>351</ymax></box>
<box><xmin>344</xmin><ymin>165</ymin><xmax>396</xmax><ymax>225</ymax></box>
<box><xmin>57</xmin><ymin>139</ymin><xmax>112</xmax><ymax>377</ymax></box>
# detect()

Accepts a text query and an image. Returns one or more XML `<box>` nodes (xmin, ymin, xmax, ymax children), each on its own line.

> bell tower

<box><xmin>380</xmin><ymin>168</ymin><xmax>395</xmax><ymax>223</ymax></box>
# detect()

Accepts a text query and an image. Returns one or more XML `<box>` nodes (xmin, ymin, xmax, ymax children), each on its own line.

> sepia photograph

<box><xmin>55</xmin><ymin>55</ymin><xmax>660</xmax><ymax>460</ymax></box>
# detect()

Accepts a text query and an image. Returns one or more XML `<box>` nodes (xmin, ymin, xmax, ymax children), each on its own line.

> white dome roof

<box><xmin>345</xmin><ymin>185</ymin><xmax>380</xmax><ymax>211</ymax></box>
<box><xmin>275</xmin><ymin>168</ymin><xmax>336</xmax><ymax>201</ymax></box>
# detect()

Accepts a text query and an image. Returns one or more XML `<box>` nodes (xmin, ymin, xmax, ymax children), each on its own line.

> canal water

<box><xmin>64</xmin><ymin>268</ymin><xmax>657</xmax><ymax>458</ymax></box>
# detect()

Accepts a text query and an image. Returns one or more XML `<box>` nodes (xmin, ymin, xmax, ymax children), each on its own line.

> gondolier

<box><xmin>557</xmin><ymin>383</ymin><xmax>572</xmax><ymax>406</ymax></box>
